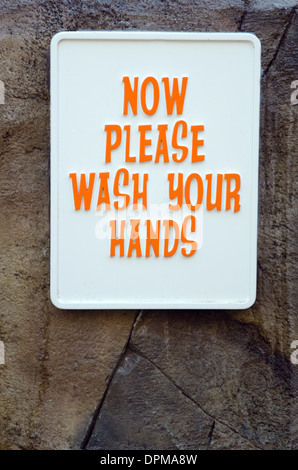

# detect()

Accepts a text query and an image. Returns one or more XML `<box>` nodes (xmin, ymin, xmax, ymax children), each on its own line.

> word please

<box><xmin>105</xmin><ymin>121</ymin><xmax>204</xmax><ymax>164</ymax></box>
<box><xmin>69</xmin><ymin>171</ymin><xmax>241</xmax><ymax>212</ymax></box>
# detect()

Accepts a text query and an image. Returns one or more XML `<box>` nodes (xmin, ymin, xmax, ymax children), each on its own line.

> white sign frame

<box><xmin>50</xmin><ymin>31</ymin><xmax>261</xmax><ymax>310</ymax></box>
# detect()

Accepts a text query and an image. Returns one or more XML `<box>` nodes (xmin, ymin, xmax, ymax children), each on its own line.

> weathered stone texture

<box><xmin>0</xmin><ymin>0</ymin><xmax>297</xmax><ymax>450</ymax></box>
<box><xmin>87</xmin><ymin>311</ymin><xmax>295</xmax><ymax>449</ymax></box>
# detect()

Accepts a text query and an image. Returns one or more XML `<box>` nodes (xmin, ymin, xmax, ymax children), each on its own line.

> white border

<box><xmin>50</xmin><ymin>31</ymin><xmax>261</xmax><ymax>310</ymax></box>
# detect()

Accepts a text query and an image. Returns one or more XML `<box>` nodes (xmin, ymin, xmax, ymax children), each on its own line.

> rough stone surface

<box><xmin>0</xmin><ymin>0</ymin><xmax>297</xmax><ymax>450</ymax></box>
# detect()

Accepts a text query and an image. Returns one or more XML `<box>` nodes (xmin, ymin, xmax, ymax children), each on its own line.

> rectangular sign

<box><xmin>50</xmin><ymin>31</ymin><xmax>261</xmax><ymax>309</ymax></box>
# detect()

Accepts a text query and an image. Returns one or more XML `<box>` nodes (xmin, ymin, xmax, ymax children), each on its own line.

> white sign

<box><xmin>50</xmin><ymin>31</ymin><xmax>260</xmax><ymax>309</ymax></box>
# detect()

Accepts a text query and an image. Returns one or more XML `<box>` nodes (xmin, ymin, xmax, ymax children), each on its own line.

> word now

<box><xmin>122</xmin><ymin>76</ymin><xmax>188</xmax><ymax>116</ymax></box>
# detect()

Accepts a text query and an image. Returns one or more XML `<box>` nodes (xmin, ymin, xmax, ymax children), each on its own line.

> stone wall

<box><xmin>0</xmin><ymin>0</ymin><xmax>297</xmax><ymax>450</ymax></box>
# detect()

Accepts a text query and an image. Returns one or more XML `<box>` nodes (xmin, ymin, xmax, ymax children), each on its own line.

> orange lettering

<box><xmin>172</xmin><ymin>120</ymin><xmax>188</xmax><ymax>162</ymax></box>
<box><xmin>123</xmin><ymin>76</ymin><xmax>138</xmax><ymax>115</ymax></box>
<box><xmin>163</xmin><ymin>220</ymin><xmax>179</xmax><ymax>257</ymax></box>
<box><xmin>155</xmin><ymin>124</ymin><xmax>169</xmax><ymax>163</ymax></box>
<box><xmin>110</xmin><ymin>220</ymin><xmax>125</xmax><ymax>257</ymax></box>
<box><xmin>138</xmin><ymin>125</ymin><xmax>152</xmax><ymax>162</ymax></box>
<box><xmin>97</xmin><ymin>172</ymin><xmax>111</xmax><ymax>210</ymax></box>
<box><xmin>191</xmin><ymin>125</ymin><xmax>204</xmax><ymax>163</ymax></box>
<box><xmin>124</xmin><ymin>125</ymin><xmax>136</xmax><ymax>163</ymax></box>
<box><xmin>113</xmin><ymin>168</ymin><xmax>130</xmax><ymax>210</ymax></box>
<box><xmin>162</xmin><ymin>77</ymin><xmax>188</xmax><ymax>115</ymax></box>
<box><xmin>105</xmin><ymin>124</ymin><xmax>122</xmax><ymax>163</ymax></box>
<box><xmin>145</xmin><ymin>220</ymin><xmax>160</xmax><ymax>257</ymax></box>
<box><xmin>181</xmin><ymin>215</ymin><xmax>197</xmax><ymax>257</ymax></box>
<box><xmin>185</xmin><ymin>173</ymin><xmax>203</xmax><ymax>211</ymax></box>
<box><xmin>206</xmin><ymin>174</ymin><xmax>223</xmax><ymax>211</ymax></box>
<box><xmin>168</xmin><ymin>173</ymin><xmax>183</xmax><ymax>210</ymax></box>
<box><xmin>132</xmin><ymin>173</ymin><xmax>148</xmax><ymax>210</ymax></box>
<box><xmin>127</xmin><ymin>219</ymin><xmax>142</xmax><ymax>257</ymax></box>
<box><xmin>140</xmin><ymin>77</ymin><xmax>159</xmax><ymax>116</ymax></box>
<box><xmin>225</xmin><ymin>173</ymin><xmax>241</xmax><ymax>212</ymax></box>
<box><xmin>69</xmin><ymin>172</ymin><xmax>95</xmax><ymax>210</ymax></box>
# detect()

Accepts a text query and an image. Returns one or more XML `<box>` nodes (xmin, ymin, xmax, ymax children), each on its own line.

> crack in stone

<box><xmin>207</xmin><ymin>420</ymin><xmax>215</xmax><ymax>449</ymax></box>
<box><xmin>129</xmin><ymin>345</ymin><xmax>263</xmax><ymax>450</ymax></box>
<box><xmin>262</xmin><ymin>6</ymin><xmax>297</xmax><ymax>79</ymax></box>
<box><xmin>80</xmin><ymin>309</ymin><xmax>143</xmax><ymax>449</ymax></box>
<box><xmin>238</xmin><ymin>0</ymin><xmax>252</xmax><ymax>32</ymax></box>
